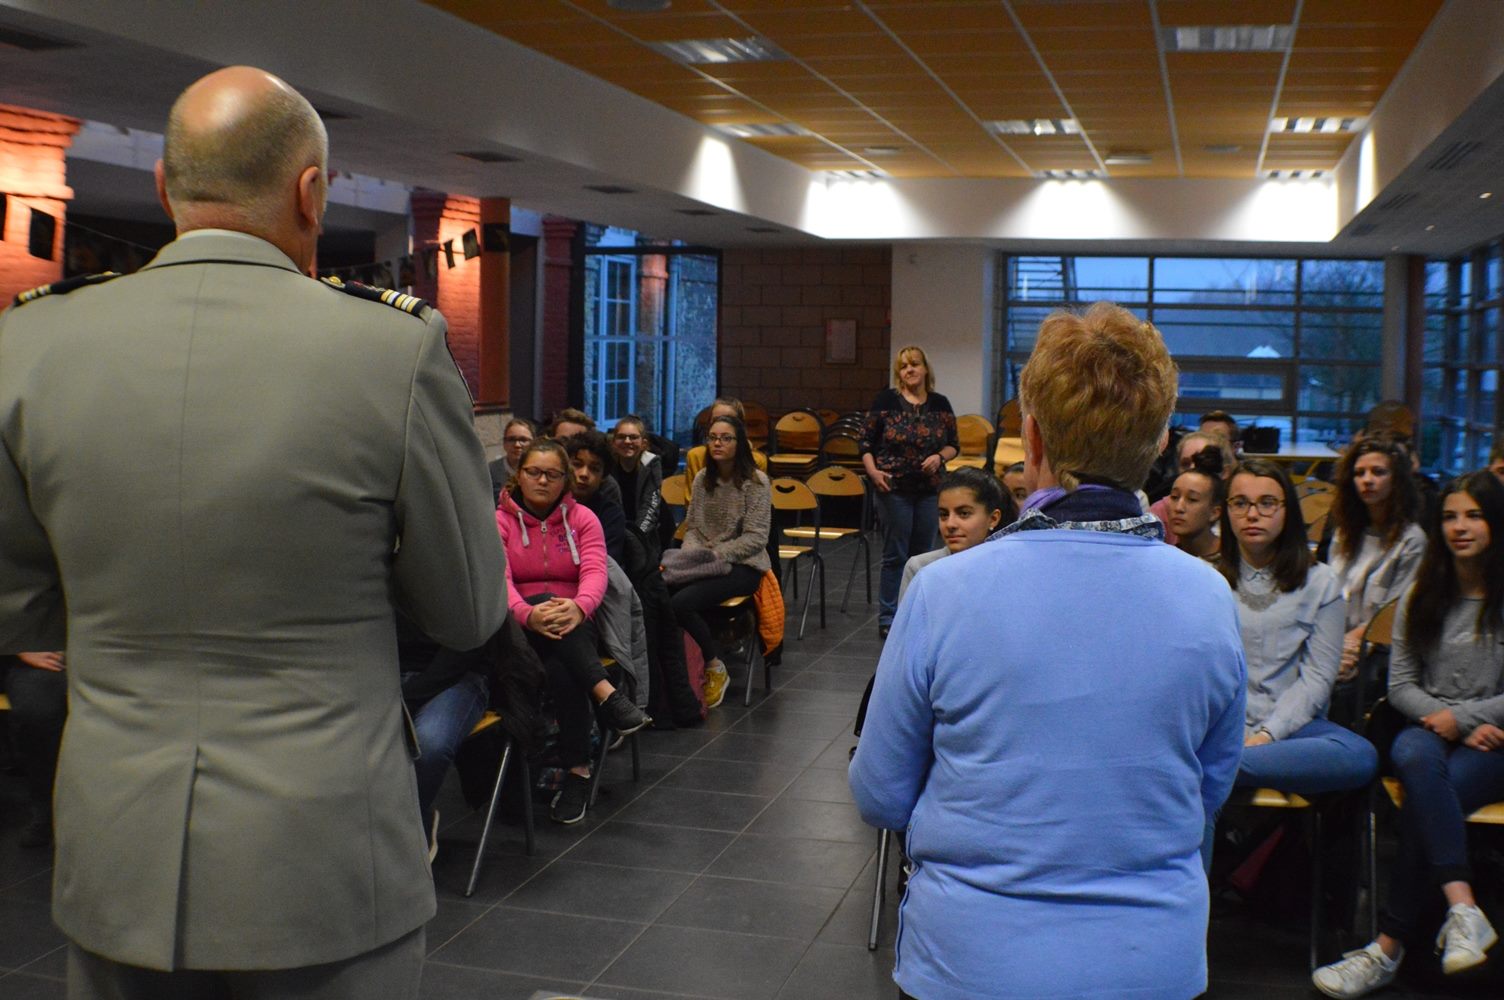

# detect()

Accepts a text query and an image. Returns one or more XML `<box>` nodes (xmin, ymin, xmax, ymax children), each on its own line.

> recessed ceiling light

<box><xmin>1161</xmin><ymin>25</ymin><xmax>1294</xmax><ymax>52</ymax></box>
<box><xmin>648</xmin><ymin>36</ymin><xmax>788</xmax><ymax>64</ymax></box>
<box><xmin>1391</xmin><ymin>245</ymin><xmax>1400</xmax><ymax>251</ymax></box>
<box><xmin>608</xmin><ymin>0</ymin><xmax>671</xmax><ymax>10</ymax></box>
<box><xmin>862</xmin><ymin>146</ymin><xmax>903</xmax><ymax>156</ymax></box>
<box><xmin>454</xmin><ymin>150</ymin><xmax>520</xmax><ymax>164</ymax></box>
<box><xmin>584</xmin><ymin>184</ymin><xmax>636</xmax><ymax>195</ymax></box>
<box><xmin>989</xmin><ymin>119</ymin><xmax>1081</xmax><ymax>136</ymax></box>
<box><xmin>713</xmin><ymin>122</ymin><xmax>810</xmax><ymax>139</ymax></box>
<box><xmin>1265</xmin><ymin>169</ymin><xmax>1328</xmax><ymax>179</ymax></box>
<box><xmin>1271</xmin><ymin>116</ymin><xmax>1367</xmax><ymax>134</ymax></box>
<box><xmin>1425</xmin><ymin>224</ymin><xmax>1436</xmax><ymax>231</ymax></box>
<box><xmin>1482</xmin><ymin>192</ymin><xmax>1495</xmax><ymax>199</ymax></box>
<box><xmin>1204</xmin><ymin>143</ymin><xmax>1244</xmax><ymax>154</ymax></box>
<box><xmin>1104</xmin><ymin>152</ymin><xmax>1152</xmax><ymax>165</ymax></box>
<box><xmin>1036</xmin><ymin>169</ymin><xmax>1101</xmax><ymax>180</ymax></box>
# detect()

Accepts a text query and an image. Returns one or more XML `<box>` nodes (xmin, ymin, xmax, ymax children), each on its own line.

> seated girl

<box><xmin>1208</xmin><ymin>459</ymin><xmax>1377</xmax><ymax>864</ymax></box>
<box><xmin>898</xmin><ymin>466</ymin><xmax>1016</xmax><ymax>603</ymax></box>
<box><xmin>1165</xmin><ymin>446</ymin><xmax>1226</xmax><ymax>563</ymax></box>
<box><xmin>497</xmin><ymin>439</ymin><xmax>649</xmax><ymax>824</ymax></box>
<box><xmin>1328</xmin><ymin>436</ymin><xmax>1426</xmax><ymax>681</ymax></box>
<box><xmin>1150</xmin><ymin>430</ymin><xmax>1235</xmax><ymax>545</ymax></box>
<box><xmin>1313</xmin><ymin>471</ymin><xmax>1504</xmax><ymax>998</ymax></box>
<box><xmin>670</xmin><ymin>415</ymin><xmax>771</xmax><ymax>710</ymax></box>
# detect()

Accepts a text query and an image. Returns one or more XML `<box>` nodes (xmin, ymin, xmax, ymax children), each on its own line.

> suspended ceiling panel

<box><xmin>427</xmin><ymin>0</ymin><xmax>1443</xmax><ymax>181</ymax></box>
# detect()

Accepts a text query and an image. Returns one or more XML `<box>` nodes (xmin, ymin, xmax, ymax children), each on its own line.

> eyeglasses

<box><xmin>614</xmin><ymin>433</ymin><xmax>642</xmax><ymax>442</ymax></box>
<box><xmin>1227</xmin><ymin>496</ymin><xmax>1284</xmax><ymax>516</ymax></box>
<box><xmin>504</xmin><ymin>436</ymin><xmax>532</xmax><ymax>446</ymax></box>
<box><xmin>519</xmin><ymin>467</ymin><xmax>565</xmax><ymax>483</ymax></box>
<box><xmin>706</xmin><ymin>434</ymin><xmax>736</xmax><ymax>445</ymax></box>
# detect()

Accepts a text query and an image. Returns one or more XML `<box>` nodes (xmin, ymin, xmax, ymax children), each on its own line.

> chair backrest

<box><xmin>807</xmin><ymin>465</ymin><xmax>866</xmax><ymax>498</ymax></box>
<box><xmin>660</xmin><ymin>473</ymin><xmax>689</xmax><ymax>508</ymax></box>
<box><xmin>816</xmin><ymin>408</ymin><xmax>840</xmax><ymax>426</ymax></box>
<box><xmin>1305</xmin><ymin>510</ymin><xmax>1328</xmax><ymax>545</ymax></box>
<box><xmin>774</xmin><ymin>409</ymin><xmax>823</xmax><ymax>453</ymax></box>
<box><xmin>1299</xmin><ymin>490</ymin><xmax>1334</xmax><ymax>527</ymax></box>
<box><xmin>1297</xmin><ymin>479</ymin><xmax>1336</xmax><ymax>499</ymax></box>
<box><xmin>996</xmin><ymin>397</ymin><xmax>1022</xmax><ymax>437</ymax></box>
<box><xmin>743</xmin><ymin>400</ymin><xmax>771</xmax><ymax>448</ymax></box>
<box><xmin>956</xmin><ymin>414</ymin><xmax>994</xmax><ymax>457</ymax></box>
<box><xmin>769</xmin><ymin>476</ymin><xmax>818</xmax><ymax>513</ymax></box>
<box><xmin>820</xmin><ymin>429</ymin><xmax>864</xmax><ymax>467</ymax></box>
<box><xmin>1365</xmin><ymin>599</ymin><xmax>1398</xmax><ymax>648</ymax></box>
<box><xmin>993</xmin><ymin>436</ymin><xmax>1026</xmax><ymax>476</ymax></box>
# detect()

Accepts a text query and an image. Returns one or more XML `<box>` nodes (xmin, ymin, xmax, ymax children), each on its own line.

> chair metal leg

<box><xmin>743</xmin><ymin>618</ymin><xmax>761</xmax><ymax>707</ymax></box>
<box><xmin>798</xmin><ymin>557</ymin><xmax>819</xmax><ymax>639</ymax></box>
<box><xmin>587</xmin><ymin>714</ymin><xmax>611</xmax><ymax>808</ymax></box>
<box><xmin>465</xmin><ymin>736</ymin><xmax>514</xmax><ymax>898</ymax></box>
<box><xmin>840</xmin><ymin>536</ymin><xmax>860</xmax><ymax>613</ymax></box>
<box><xmin>519</xmin><ymin>755</ymin><xmax>535</xmax><ymax>856</ymax></box>
<box><xmin>818</xmin><ymin>551</ymin><xmax>827</xmax><ymax>628</ymax></box>
<box><xmin>863</xmin><ymin>534</ymin><xmax>873</xmax><ymax>604</ymax></box>
<box><xmin>869</xmin><ymin>828</ymin><xmax>891</xmax><ymax>951</ymax></box>
<box><xmin>1309</xmin><ymin>808</ymin><xmax>1324</xmax><ymax>971</ymax></box>
<box><xmin>1367</xmin><ymin>789</ymin><xmax>1378</xmax><ymax>941</ymax></box>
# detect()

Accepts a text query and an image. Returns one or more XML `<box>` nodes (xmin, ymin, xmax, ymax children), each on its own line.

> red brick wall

<box><xmin>0</xmin><ymin>105</ymin><xmax>79</xmax><ymax>304</ymax></box>
<box><xmin>718</xmin><ymin>244</ymin><xmax>891</xmax><ymax>415</ymax></box>
<box><xmin>411</xmin><ymin>192</ymin><xmax>482</xmax><ymax>392</ymax></box>
<box><xmin>539</xmin><ymin>216</ymin><xmax>580</xmax><ymax>420</ymax></box>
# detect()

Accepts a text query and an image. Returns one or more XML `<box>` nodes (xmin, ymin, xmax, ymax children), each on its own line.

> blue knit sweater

<box><xmin>850</xmin><ymin>518</ymin><xmax>1245</xmax><ymax>999</ymax></box>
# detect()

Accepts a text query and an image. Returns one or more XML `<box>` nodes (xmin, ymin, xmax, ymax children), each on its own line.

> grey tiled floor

<box><xmin>3</xmin><ymin>539</ymin><xmax>1504</xmax><ymax>998</ymax></box>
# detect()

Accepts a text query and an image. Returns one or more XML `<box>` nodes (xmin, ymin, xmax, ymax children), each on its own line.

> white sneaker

<box><xmin>1436</xmin><ymin>903</ymin><xmax>1497</xmax><ymax>974</ymax></box>
<box><xmin>1311</xmin><ymin>941</ymin><xmax>1401</xmax><ymax>998</ymax></box>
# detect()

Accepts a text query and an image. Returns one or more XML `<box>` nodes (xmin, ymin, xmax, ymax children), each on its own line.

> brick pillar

<box><xmin>411</xmin><ymin>191</ymin><xmax>482</xmax><ymax>394</ymax></box>
<box><xmin>475</xmin><ymin>197</ymin><xmax>509</xmax><ymax>406</ymax></box>
<box><xmin>0</xmin><ymin>104</ymin><xmax>79</xmax><ymax>304</ymax></box>
<box><xmin>540</xmin><ymin>216</ymin><xmax>581</xmax><ymax>419</ymax></box>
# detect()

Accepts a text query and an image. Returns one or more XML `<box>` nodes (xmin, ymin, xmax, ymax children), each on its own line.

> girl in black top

<box><xmin>861</xmin><ymin>345</ymin><xmax>959</xmax><ymax>635</ymax></box>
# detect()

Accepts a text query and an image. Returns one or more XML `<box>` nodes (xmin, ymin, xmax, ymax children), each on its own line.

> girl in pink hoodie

<box><xmin>497</xmin><ymin>439</ymin><xmax>648</xmax><ymax>824</ymax></box>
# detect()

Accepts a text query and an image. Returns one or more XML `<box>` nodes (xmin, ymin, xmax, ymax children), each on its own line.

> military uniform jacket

<box><xmin>0</xmin><ymin>230</ymin><xmax>507</xmax><ymax>970</ymax></box>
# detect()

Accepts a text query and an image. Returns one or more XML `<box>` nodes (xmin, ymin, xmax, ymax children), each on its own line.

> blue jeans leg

<box><xmin>877</xmin><ymin>490</ymin><xmax>939</xmax><ymax>626</ymax></box>
<box><xmin>410</xmin><ymin>672</ymin><xmax>489</xmax><ymax>825</ymax></box>
<box><xmin>1234</xmin><ymin>718</ymin><xmax>1379</xmax><ymax>795</ymax></box>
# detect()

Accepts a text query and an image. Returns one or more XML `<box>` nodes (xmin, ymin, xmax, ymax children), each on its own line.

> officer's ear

<box><xmin>296</xmin><ymin>165</ymin><xmax>325</xmax><ymax>232</ymax></box>
<box><xmin>154</xmin><ymin>160</ymin><xmax>175</xmax><ymax>223</ymax></box>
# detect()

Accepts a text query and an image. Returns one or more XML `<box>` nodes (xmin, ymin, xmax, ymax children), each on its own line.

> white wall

<box><xmin>890</xmin><ymin>243</ymin><xmax>995</xmax><ymax>418</ymax></box>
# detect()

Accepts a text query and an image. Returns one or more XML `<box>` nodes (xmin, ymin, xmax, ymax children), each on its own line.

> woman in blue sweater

<box><xmin>851</xmin><ymin>303</ymin><xmax>1246</xmax><ymax>1000</ymax></box>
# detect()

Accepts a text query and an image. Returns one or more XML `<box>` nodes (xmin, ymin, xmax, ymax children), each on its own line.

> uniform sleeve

<box><xmin>569</xmin><ymin>505</ymin><xmax>609</xmax><ymax>619</ymax></box>
<box><xmin>0</xmin><ymin>315</ymin><xmax>66</xmax><ymax>654</ymax></box>
<box><xmin>1263</xmin><ymin>574</ymin><xmax>1344</xmax><ymax>740</ymax></box>
<box><xmin>391</xmin><ymin>314</ymin><xmax>508</xmax><ymax>650</ymax></box>
<box><xmin>1388</xmin><ymin>588</ymin><xmax>1449</xmax><ymax>723</ymax></box>
<box><xmin>711</xmin><ymin>475</ymin><xmax>771</xmax><ymax>565</ymax></box>
<box><xmin>849</xmin><ymin>573</ymin><xmax>937</xmax><ymax>831</ymax></box>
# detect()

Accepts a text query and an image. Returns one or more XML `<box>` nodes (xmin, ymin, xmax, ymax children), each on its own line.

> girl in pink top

<box><xmin>496</xmin><ymin>439</ymin><xmax>647</xmax><ymax>824</ymax></box>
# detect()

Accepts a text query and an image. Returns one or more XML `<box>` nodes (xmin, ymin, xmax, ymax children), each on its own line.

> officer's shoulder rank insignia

<box><xmin>320</xmin><ymin>276</ymin><xmax>430</xmax><ymax>319</ymax></box>
<box><xmin>12</xmin><ymin>271</ymin><xmax>121</xmax><ymax>308</ymax></box>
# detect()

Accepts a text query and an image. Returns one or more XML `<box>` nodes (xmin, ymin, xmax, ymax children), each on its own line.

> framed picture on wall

<box><xmin>824</xmin><ymin>318</ymin><xmax>858</xmax><ymax>364</ymax></box>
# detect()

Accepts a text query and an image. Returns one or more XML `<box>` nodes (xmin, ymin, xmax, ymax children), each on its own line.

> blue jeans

<box><xmin>1201</xmin><ymin>718</ymin><xmax>1378</xmax><ymax>872</ymax></box>
<box><xmin>409</xmin><ymin>672</ymin><xmax>489</xmax><ymax>824</ymax></box>
<box><xmin>1379</xmin><ymin>725</ymin><xmax>1504</xmax><ymax>942</ymax></box>
<box><xmin>877</xmin><ymin>489</ymin><xmax>938</xmax><ymax>626</ymax></box>
<box><xmin>1235</xmin><ymin>718</ymin><xmax>1379</xmax><ymax>794</ymax></box>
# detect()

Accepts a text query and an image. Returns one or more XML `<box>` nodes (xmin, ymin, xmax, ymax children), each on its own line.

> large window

<box><xmin>581</xmin><ymin>226</ymin><xmax>719</xmax><ymax>445</ymax></box>
<box><xmin>1423</xmin><ymin>242</ymin><xmax>1500</xmax><ymax>473</ymax></box>
<box><xmin>999</xmin><ymin>255</ymin><xmax>1384</xmax><ymax>446</ymax></box>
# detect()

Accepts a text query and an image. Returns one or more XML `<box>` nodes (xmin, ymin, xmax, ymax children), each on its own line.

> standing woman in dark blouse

<box><xmin>861</xmin><ymin>345</ymin><xmax>959</xmax><ymax>637</ymax></box>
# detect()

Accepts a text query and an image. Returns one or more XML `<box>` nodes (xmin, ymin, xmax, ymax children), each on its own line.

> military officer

<box><xmin>0</xmin><ymin>66</ymin><xmax>506</xmax><ymax>998</ymax></box>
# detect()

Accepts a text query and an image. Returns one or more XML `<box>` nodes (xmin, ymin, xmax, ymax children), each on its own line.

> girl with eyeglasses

<box><xmin>1313</xmin><ymin>472</ymin><xmax>1504</xmax><ymax>997</ymax></box>
<box><xmin>1328</xmin><ymin>437</ymin><xmax>1427</xmax><ymax>682</ymax></box>
<box><xmin>671</xmin><ymin>415</ymin><xmax>771</xmax><ymax>709</ymax></box>
<box><xmin>497</xmin><ymin>439</ymin><xmax>649</xmax><ymax>824</ymax></box>
<box><xmin>1206</xmin><ymin>459</ymin><xmax>1377</xmax><ymax>863</ymax></box>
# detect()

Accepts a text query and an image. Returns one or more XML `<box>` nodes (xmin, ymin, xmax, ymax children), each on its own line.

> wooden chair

<box><xmin>792</xmin><ymin>466</ymin><xmax>872</xmax><ymax>613</ymax></box>
<box><xmin>770</xmin><ymin>477</ymin><xmax>825</xmax><ymax>639</ymax></box>
<box><xmin>1228</xmin><ymin>787</ymin><xmax>1327</xmax><ymax>970</ymax></box>
<box><xmin>743</xmin><ymin>400</ymin><xmax>771</xmax><ymax>450</ymax></box>
<box><xmin>819</xmin><ymin>428</ymin><xmax>865</xmax><ymax>470</ymax></box>
<box><xmin>951</xmin><ymin>413</ymin><xmax>994</xmax><ymax>470</ymax></box>
<box><xmin>462</xmin><ymin>710</ymin><xmax>535</xmax><ymax>897</ymax></box>
<box><xmin>996</xmin><ymin>398</ymin><xmax>1022</xmax><ymax>437</ymax></box>
<box><xmin>661</xmin><ymin>472</ymin><xmax>689</xmax><ymax>541</ymax></box>
<box><xmin>768</xmin><ymin>409</ymin><xmax>822</xmax><ymax>475</ymax></box>
<box><xmin>709</xmin><ymin>592</ymin><xmax>771</xmax><ymax>706</ymax></box>
<box><xmin>816</xmin><ymin>408</ymin><xmax>840</xmax><ymax>426</ymax></box>
<box><xmin>1300</xmin><ymin>490</ymin><xmax>1335</xmax><ymax>528</ymax></box>
<box><xmin>1297</xmin><ymin>479</ymin><xmax>1336</xmax><ymax>499</ymax></box>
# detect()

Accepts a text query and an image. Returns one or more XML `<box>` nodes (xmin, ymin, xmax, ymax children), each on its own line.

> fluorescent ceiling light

<box><xmin>648</xmin><ymin>37</ymin><xmax>788</xmax><ymax>64</ymax></box>
<box><xmin>862</xmin><ymin>146</ymin><xmax>903</xmax><ymax>156</ymax></box>
<box><xmin>713</xmin><ymin>122</ymin><xmax>810</xmax><ymax>138</ymax></box>
<box><xmin>824</xmin><ymin>169</ymin><xmax>886</xmax><ymax>181</ymax></box>
<box><xmin>989</xmin><ymin>119</ymin><xmax>1081</xmax><ymax>136</ymax></box>
<box><xmin>1203</xmin><ymin>143</ymin><xmax>1244</xmax><ymax>154</ymax></box>
<box><xmin>1036</xmin><ymin>169</ymin><xmax>1101</xmax><ymax>180</ymax></box>
<box><xmin>1271</xmin><ymin>116</ymin><xmax>1367</xmax><ymax>134</ymax></box>
<box><xmin>1265</xmin><ymin>169</ymin><xmax>1328</xmax><ymax>180</ymax></box>
<box><xmin>1161</xmin><ymin>25</ymin><xmax>1294</xmax><ymax>52</ymax></box>
<box><xmin>1104</xmin><ymin>152</ymin><xmax>1152</xmax><ymax>165</ymax></box>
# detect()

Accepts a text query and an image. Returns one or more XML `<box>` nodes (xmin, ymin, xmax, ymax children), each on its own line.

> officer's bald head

<box><xmin>161</xmin><ymin>67</ymin><xmax>327</xmax><ymax>229</ymax></box>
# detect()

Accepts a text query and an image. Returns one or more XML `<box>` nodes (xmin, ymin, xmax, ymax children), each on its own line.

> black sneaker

<box><xmin>551</xmin><ymin>773</ymin><xmax>592</xmax><ymax>825</ymax></box>
<box><xmin>600</xmin><ymin>690</ymin><xmax>651</xmax><ymax>737</ymax></box>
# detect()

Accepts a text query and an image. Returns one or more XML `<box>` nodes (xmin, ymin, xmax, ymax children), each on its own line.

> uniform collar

<box><xmin>142</xmin><ymin>229</ymin><xmax>303</xmax><ymax>274</ymax></box>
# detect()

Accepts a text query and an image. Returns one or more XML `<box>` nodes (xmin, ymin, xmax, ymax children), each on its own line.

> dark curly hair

<box><xmin>1331</xmin><ymin>435</ymin><xmax>1419</xmax><ymax>563</ymax></box>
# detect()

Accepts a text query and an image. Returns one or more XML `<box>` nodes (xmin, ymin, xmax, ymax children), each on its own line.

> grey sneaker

<box><xmin>551</xmin><ymin>773</ymin><xmax>592</xmax><ymax>825</ymax></box>
<box><xmin>600</xmin><ymin>689</ymin><xmax>650</xmax><ymax>736</ymax></box>
<box><xmin>1311</xmin><ymin>942</ymin><xmax>1401</xmax><ymax>998</ymax></box>
<box><xmin>1437</xmin><ymin>903</ymin><xmax>1498</xmax><ymax>974</ymax></box>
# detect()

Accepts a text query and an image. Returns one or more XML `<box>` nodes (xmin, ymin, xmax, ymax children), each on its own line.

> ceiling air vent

<box><xmin>676</xmin><ymin>209</ymin><xmax>719</xmax><ymax>216</ymax></box>
<box><xmin>0</xmin><ymin>25</ymin><xmax>80</xmax><ymax>51</ymax></box>
<box><xmin>1427</xmin><ymin>141</ymin><xmax>1481</xmax><ymax>171</ymax></box>
<box><xmin>585</xmin><ymin>184</ymin><xmax>636</xmax><ymax>195</ymax></box>
<box><xmin>454</xmin><ymin>150</ymin><xmax>520</xmax><ymax>164</ymax></box>
<box><xmin>1376</xmin><ymin>191</ymin><xmax>1418</xmax><ymax>211</ymax></box>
